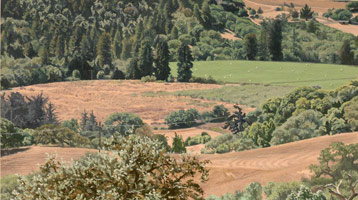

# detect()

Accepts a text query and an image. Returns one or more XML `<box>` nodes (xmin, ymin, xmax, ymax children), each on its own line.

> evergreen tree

<box><xmin>138</xmin><ymin>40</ymin><xmax>154</xmax><ymax>78</ymax></box>
<box><xmin>172</xmin><ymin>133</ymin><xmax>186</xmax><ymax>153</ymax></box>
<box><xmin>45</xmin><ymin>102</ymin><xmax>58</xmax><ymax>125</ymax></box>
<box><xmin>223</xmin><ymin>104</ymin><xmax>247</xmax><ymax>134</ymax></box>
<box><xmin>244</xmin><ymin>33</ymin><xmax>258</xmax><ymax>60</ymax></box>
<box><xmin>55</xmin><ymin>35</ymin><xmax>65</xmax><ymax>59</ymax></box>
<box><xmin>339</xmin><ymin>40</ymin><xmax>354</xmax><ymax>65</ymax></box>
<box><xmin>80</xmin><ymin>35</ymin><xmax>91</xmax><ymax>60</ymax></box>
<box><xmin>23</xmin><ymin>42</ymin><xmax>36</xmax><ymax>58</ymax></box>
<box><xmin>194</xmin><ymin>4</ymin><xmax>204</xmax><ymax>25</ymax></box>
<box><xmin>170</xmin><ymin>26</ymin><xmax>179</xmax><ymax>39</ymax></box>
<box><xmin>112</xmin><ymin>30</ymin><xmax>122</xmax><ymax>59</ymax></box>
<box><xmin>39</xmin><ymin>45</ymin><xmax>49</xmax><ymax>65</ymax></box>
<box><xmin>97</xmin><ymin>32</ymin><xmax>112</xmax><ymax>69</ymax></box>
<box><xmin>300</xmin><ymin>4</ymin><xmax>314</xmax><ymax>21</ymax></box>
<box><xmin>268</xmin><ymin>19</ymin><xmax>283</xmax><ymax>61</ymax></box>
<box><xmin>258</xmin><ymin>20</ymin><xmax>270</xmax><ymax>61</ymax></box>
<box><xmin>133</xmin><ymin>20</ymin><xmax>144</xmax><ymax>56</ymax></box>
<box><xmin>177</xmin><ymin>44</ymin><xmax>194</xmax><ymax>82</ymax></box>
<box><xmin>126</xmin><ymin>58</ymin><xmax>141</xmax><ymax>79</ymax></box>
<box><xmin>201</xmin><ymin>0</ymin><xmax>213</xmax><ymax>29</ymax></box>
<box><xmin>86</xmin><ymin>111</ymin><xmax>98</xmax><ymax>131</ymax></box>
<box><xmin>154</xmin><ymin>40</ymin><xmax>171</xmax><ymax>81</ymax></box>
<box><xmin>120</xmin><ymin>39</ymin><xmax>132</xmax><ymax>60</ymax></box>
<box><xmin>80</xmin><ymin>110</ymin><xmax>88</xmax><ymax>131</ymax></box>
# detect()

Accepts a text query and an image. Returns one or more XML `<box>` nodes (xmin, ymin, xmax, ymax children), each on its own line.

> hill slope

<box><xmin>1</xmin><ymin>132</ymin><xmax>357</xmax><ymax>196</ymax></box>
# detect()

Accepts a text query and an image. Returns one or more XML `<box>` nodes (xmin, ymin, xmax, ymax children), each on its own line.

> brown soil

<box><xmin>1</xmin><ymin>80</ymin><xmax>244</xmax><ymax>125</ymax></box>
<box><xmin>243</xmin><ymin>0</ymin><xmax>357</xmax><ymax>35</ymax></box>
<box><xmin>221</xmin><ymin>29</ymin><xmax>242</xmax><ymax>41</ymax></box>
<box><xmin>2</xmin><ymin>132</ymin><xmax>357</xmax><ymax>197</ymax></box>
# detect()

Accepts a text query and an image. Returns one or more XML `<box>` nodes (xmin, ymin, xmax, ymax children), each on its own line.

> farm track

<box><xmin>1</xmin><ymin>132</ymin><xmax>357</xmax><ymax>197</ymax></box>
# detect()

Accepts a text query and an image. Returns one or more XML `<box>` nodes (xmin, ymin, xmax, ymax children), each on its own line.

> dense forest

<box><xmin>2</xmin><ymin>0</ymin><xmax>358</xmax><ymax>90</ymax></box>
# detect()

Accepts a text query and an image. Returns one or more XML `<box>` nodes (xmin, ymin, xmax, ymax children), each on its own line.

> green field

<box><xmin>170</xmin><ymin>61</ymin><xmax>358</xmax><ymax>89</ymax></box>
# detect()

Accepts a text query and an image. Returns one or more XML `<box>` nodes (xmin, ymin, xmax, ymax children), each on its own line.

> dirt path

<box><xmin>2</xmin><ymin>132</ymin><xmax>357</xmax><ymax>197</ymax></box>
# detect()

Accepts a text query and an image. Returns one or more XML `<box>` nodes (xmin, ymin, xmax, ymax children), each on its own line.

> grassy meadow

<box><xmin>170</xmin><ymin>60</ymin><xmax>358</xmax><ymax>89</ymax></box>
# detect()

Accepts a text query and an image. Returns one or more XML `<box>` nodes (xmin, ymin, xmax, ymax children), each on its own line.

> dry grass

<box><xmin>1</xmin><ymin>132</ymin><xmax>357</xmax><ymax>197</ymax></box>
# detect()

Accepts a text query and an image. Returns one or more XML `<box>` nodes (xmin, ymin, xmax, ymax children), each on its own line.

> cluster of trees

<box><xmin>323</xmin><ymin>2</ymin><xmax>358</xmax><ymax>24</ymax></box>
<box><xmin>203</xmin><ymin>80</ymin><xmax>358</xmax><ymax>154</ymax></box>
<box><xmin>185</xmin><ymin>132</ymin><xmax>212</xmax><ymax>146</ymax></box>
<box><xmin>165</xmin><ymin>105</ymin><xmax>230</xmax><ymax>129</ymax></box>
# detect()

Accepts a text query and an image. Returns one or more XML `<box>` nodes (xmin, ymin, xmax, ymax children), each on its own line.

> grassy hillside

<box><xmin>170</xmin><ymin>60</ymin><xmax>358</xmax><ymax>89</ymax></box>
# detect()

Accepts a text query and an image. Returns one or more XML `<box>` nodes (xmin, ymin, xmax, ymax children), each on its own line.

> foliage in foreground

<box><xmin>13</xmin><ymin>135</ymin><xmax>210</xmax><ymax>199</ymax></box>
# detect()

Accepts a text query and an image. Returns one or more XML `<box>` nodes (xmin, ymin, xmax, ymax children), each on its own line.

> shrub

<box><xmin>13</xmin><ymin>136</ymin><xmax>209</xmax><ymax>199</ymax></box>
<box><xmin>33</xmin><ymin>124</ymin><xmax>89</xmax><ymax>147</ymax></box>
<box><xmin>258</xmin><ymin>7</ymin><xmax>263</xmax><ymax>14</ymax></box>
<box><xmin>165</xmin><ymin>109</ymin><xmax>200</xmax><ymax>129</ymax></box>
<box><xmin>287</xmin><ymin>185</ymin><xmax>326</xmax><ymax>200</ymax></box>
<box><xmin>264</xmin><ymin>181</ymin><xmax>301</xmax><ymax>200</ymax></box>
<box><xmin>1</xmin><ymin>119</ymin><xmax>24</xmax><ymax>149</ymax></box>
<box><xmin>152</xmin><ymin>134</ymin><xmax>171</xmax><ymax>152</ymax></box>
<box><xmin>189</xmin><ymin>76</ymin><xmax>219</xmax><ymax>84</ymax></box>
<box><xmin>96</xmin><ymin>70</ymin><xmax>105</xmax><ymax>79</ymax></box>
<box><xmin>270</xmin><ymin>110</ymin><xmax>324</xmax><ymax>145</ymax></box>
<box><xmin>104</xmin><ymin>112</ymin><xmax>144</xmax><ymax>136</ymax></box>
<box><xmin>135</xmin><ymin>124</ymin><xmax>153</xmax><ymax>137</ymax></box>
<box><xmin>140</xmin><ymin>75</ymin><xmax>157</xmax><ymax>82</ymax></box>
<box><xmin>110</xmin><ymin>69</ymin><xmax>125</xmax><ymax>80</ymax></box>
<box><xmin>72</xmin><ymin>70</ymin><xmax>81</xmax><ymax>79</ymax></box>
<box><xmin>171</xmin><ymin>133</ymin><xmax>187</xmax><ymax>153</ymax></box>
<box><xmin>185</xmin><ymin>133</ymin><xmax>212</xmax><ymax>146</ymax></box>
<box><xmin>343</xmin><ymin>97</ymin><xmax>358</xmax><ymax>131</ymax></box>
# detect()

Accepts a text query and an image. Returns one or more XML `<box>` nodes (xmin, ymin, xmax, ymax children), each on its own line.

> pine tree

<box><xmin>80</xmin><ymin>110</ymin><xmax>88</xmax><ymax>131</ymax></box>
<box><xmin>126</xmin><ymin>58</ymin><xmax>141</xmax><ymax>79</ymax></box>
<box><xmin>268</xmin><ymin>19</ymin><xmax>283</xmax><ymax>61</ymax></box>
<box><xmin>55</xmin><ymin>35</ymin><xmax>65</xmax><ymax>59</ymax></box>
<box><xmin>112</xmin><ymin>30</ymin><xmax>122</xmax><ymax>59</ymax></box>
<box><xmin>339</xmin><ymin>40</ymin><xmax>354</xmax><ymax>65</ymax></box>
<box><xmin>45</xmin><ymin>102</ymin><xmax>58</xmax><ymax>125</ymax></box>
<box><xmin>138</xmin><ymin>40</ymin><xmax>154</xmax><ymax>78</ymax></box>
<box><xmin>120</xmin><ymin>38</ymin><xmax>132</xmax><ymax>60</ymax></box>
<box><xmin>80</xmin><ymin>35</ymin><xmax>91</xmax><ymax>60</ymax></box>
<box><xmin>39</xmin><ymin>45</ymin><xmax>49</xmax><ymax>65</ymax></box>
<box><xmin>86</xmin><ymin>111</ymin><xmax>98</xmax><ymax>131</ymax></box>
<box><xmin>244</xmin><ymin>33</ymin><xmax>258</xmax><ymax>60</ymax></box>
<box><xmin>97</xmin><ymin>32</ymin><xmax>112</xmax><ymax>69</ymax></box>
<box><xmin>201</xmin><ymin>0</ymin><xmax>213</xmax><ymax>29</ymax></box>
<box><xmin>177</xmin><ymin>44</ymin><xmax>193</xmax><ymax>82</ymax></box>
<box><xmin>258</xmin><ymin>22</ymin><xmax>270</xmax><ymax>61</ymax></box>
<box><xmin>223</xmin><ymin>104</ymin><xmax>247</xmax><ymax>134</ymax></box>
<box><xmin>154</xmin><ymin>40</ymin><xmax>171</xmax><ymax>81</ymax></box>
<box><xmin>300</xmin><ymin>4</ymin><xmax>314</xmax><ymax>20</ymax></box>
<box><xmin>172</xmin><ymin>133</ymin><xmax>186</xmax><ymax>153</ymax></box>
<box><xmin>194</xmin><ymin>4</ymin><xmax>204</xmax><ymax>25</ymax></box>
<box><xmin>133</xmin><ymin>20</ymin><xmax>144</xmax><ymax>56</ymax></box>
<box><xmin>170</xmin><ymin>26</ymin><xmax>179</xmax><ymax>39</ymax></box>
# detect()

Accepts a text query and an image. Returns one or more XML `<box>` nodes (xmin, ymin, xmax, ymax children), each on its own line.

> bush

<box><xmin>72</xmin><ymin>70</ymin><xmax>81</xmax><ymax>79</ymax></box>
<box><xmin>104</xmin><ymin>112</ymin><xmax>144</xmax><ymax>136</ymax></box>
<box><xmin>110</xmin><ymin>69</ymin><xmax>125</xmax><ymax>80</ymax></box>
<box><xmin>165</xmin><ymin>109</ymin><xmax>200</xmax><ymax>129</ymax></box>
<box><xmin>343</xmin><ymin>97</ymin><xmax>358</xmax><ymax>131</ymax></box>
<box><xmin>270</xmin><ymin>110</ymin><xmax>325</xmax><ymax>145</ymax></box>
<box><xmin>185</xmin><ymin>133</ymin><xmax>212</xmax><ymax>146</ymax></box>
<box><xmin>189</xmin><ymin>76</ymin><xmax>219</xmax><ymax>84</ymax></box>
<box><xmin>264</xmin><ymin>181</ymin><xmax>301</xmax><ymax>200</ymax></box>
<box><xmin>1</xmin><ymin>119</ymin><xmax>24</xmax><ymax>149</ymax></box>
<box><xmin>258</xmin><ymin>7</ymin><xmax>263</xmax><ymax>14</ymax></box>
<box><xmin>171</xmin><ymin>133</ymin><xmax>187</xmax><ymax>153</ymax></box>
<box><xmin>13</xmin><ymin>136</ymin><xmax>209</xmax><ymax>199</ymax></box>
<box><xmin>96</xmin><ymin>70</ymin><xmax>105</xmax><ymax>79</ymax></box>
<box><xmin>140</xmin><ymin>75</ymin><xmax>157</xmax><ymax>82</ymax></box>
<box><xmin>152</xmin><ymin>134</ymin><xmax>171</xmax><ymax>152</ymax></box>
<box><xmin>33</xmin><ymin>124</ymin><xmax>90</xmax><ymax>147</ymax></box>
<box><xmin>1</xmin><ymin>175</ymin><xmax>21</xmax><ymax>199</ymax></box>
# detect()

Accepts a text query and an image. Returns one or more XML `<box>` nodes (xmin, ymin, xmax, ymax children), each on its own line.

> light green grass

<box><xmin>170</xmin><ymin>61</ymin><xmax>358</xmax><ymax>89</ymax></box>
<box><xmin>143</xmin><ymin>84</ymin><xmax>294</xmax><ymax>108</ymax></box>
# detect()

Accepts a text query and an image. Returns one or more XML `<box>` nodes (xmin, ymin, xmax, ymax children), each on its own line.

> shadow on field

<box><xmin>1</xmin><ymin>147</ymin><xmax>31</xmax><ymax>157</ymax></box>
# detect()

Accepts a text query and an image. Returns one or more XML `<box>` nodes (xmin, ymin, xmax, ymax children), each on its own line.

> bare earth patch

<box><xmin>1</xmin><ymin>80</ymin><xmax>241</xmax><ymax>125</ymax></box>
<box><xmin>1</xmin><ymin>132</ymin><xmax>357</xmax><ymax>197</ymax></box>
<box><xmin>243</xmin><ymin>0</ymin><xmax>357</xmax><ymax>35</ymax></box>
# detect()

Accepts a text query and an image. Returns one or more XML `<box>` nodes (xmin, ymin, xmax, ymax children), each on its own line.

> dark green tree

<box><xmin>154</xmin><ymin>40</ymin><xmax>171</xmax><ymax>81</ymax></box>
<box><xmin>300</xmin><ymin>4</ymin><xmax>314</xmax><ymax>21</ymax></box>
<box><xmin>97</xmin><ymin>32</ymin><xmax>112</xmax><ymax>68</ymax></box>
<box><xmin>244</xmin><ymin>33</ymin><xmax>258</xmax><ymax>60</ymax></box>
<box><xmin>170</xmin><ymin>26</ymin><xmax>179</xmax><ymax>39</ymax></box>
<box><xmin>138</xmin><ymin>40</ymin><xmax>154</xmax><ymax>78</ymax></box>
<box><xmin>339</xmin><ymin>40</ymin><xmax>354</xmax><ymax>65</ymax></box>
<box><xmin>172</xmin><ymin>132</ymin><xmax>187</xmax><ymax>153</ymax></box>
<box><xmin>223</xmin><ymin>104</ymin><xmax>247</xmax><ymax>134</ymax></box>
<box><xmin>120</xmin><ymin>39</ymin><xmax>132</xmax><ymax>60</ymax></box>
<box><xmin>45</xmin><ymin>102</ymin><xmax>58</xmax><ymax>125</ymax></box>
<box><xmin>112</xmin><ymin>30</ymin><xmax>122</xmax><ymax>59</ymax></box>
<box><xmin>55</xmin><ymin>35</ymin><xmax>65</xmax><ymax>59</ymax></box>
<box><xmin>177</xmin><ymin>44</ymin><xmax>194</xmax><ymax>82</ymax></box>
<box><xmin>126</xmin><ymin>58</ymin><xmax>141</xmax><ymax>79</ymax></box>
<box><xmin>268</xmin><ymin>19</ymin><xmax>283</xmax><ymax>61</ymax></box>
